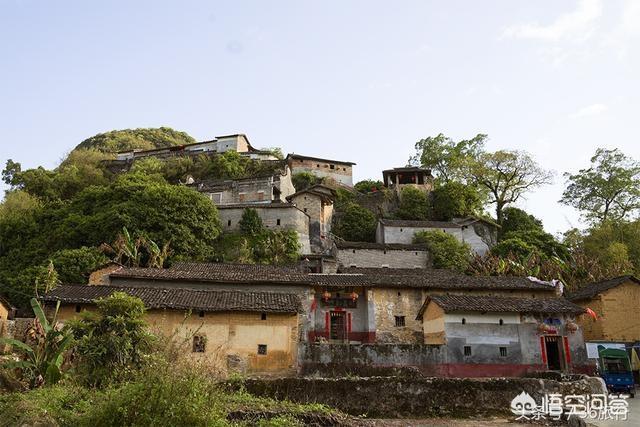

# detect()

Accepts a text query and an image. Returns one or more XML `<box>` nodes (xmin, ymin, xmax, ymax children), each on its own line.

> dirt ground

<box><xmin>355</xmin><ymin>417</ymin><xmax>528</xmax><ymax>426</ymax></box>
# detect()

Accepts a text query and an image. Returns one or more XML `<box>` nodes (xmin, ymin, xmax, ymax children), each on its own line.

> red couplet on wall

<box><xmin>540</xmin><ymin>336</ymin><xmax>547</xmax><ymax>365</ymax></box>
<box><xmin>563</xmin><ymin>336</ymin><xmax>571</xmax><ymax>365</ymax></box>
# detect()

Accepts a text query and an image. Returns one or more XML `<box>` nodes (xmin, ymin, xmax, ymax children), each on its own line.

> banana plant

<box><xmin>0</xmin><ymin>298</ymin><xmax>73</xmax><ymax>388</ymax></box>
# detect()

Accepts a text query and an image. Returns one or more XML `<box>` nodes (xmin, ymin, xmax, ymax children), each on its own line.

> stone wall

<box><xmin>289</xmin><ymin>192</ymin><xmax>333</xmax><ymax>252</ymax></box>
<box><xmin>289</xmin><ymin>158</ymin><xmax>353</xmax><ymax>186</ymax></box>
<box><xmin>379</xmin><ymin>224</ymin><xmax>492</xmax><ymax>256</ymax></box>
<box><xmin>336</xmin><ymin>248</ymin><xmax>430</xmax><ymax>268</ymax></box>
<box><xmin>236</xmin><ymin>375</ymin><xmax>605</xmax><ymax>418</ymax></box>
<box><xmin>372</xmin><ymin>288</ymin><xmax>425</xmax><ymax>344</ymax></box>
<box><xmin>217</xmin><ymin>205</ymin><xmax>311</xmax><ymax>254</ymax></box>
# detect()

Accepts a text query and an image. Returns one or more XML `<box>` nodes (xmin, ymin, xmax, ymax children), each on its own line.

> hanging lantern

<box><xmin>566</xmin><ymin>321</ymin><xmax>579</xmax><ymax>333</ymax></box>
<box><xmin>322</xmin><ymin>290</ymin><xmax>331</xmax><ymax>301</ymax></box>
<box><xmin>350</xmin><ymin>290</ymin><xmax>359</xmax><ymax>301</ymax></box>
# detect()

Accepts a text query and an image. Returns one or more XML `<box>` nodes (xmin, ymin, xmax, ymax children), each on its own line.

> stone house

<box><xmin>333</xmin><ymin>241</ymin><xmax>431</xmax><ymax>269</ymax></box>
<box><xmin>0</xmin><ymin>295</ymin><xmax>14</xmax><ymax>321</ymax></box>
<box><xmin>43</xmin><ymin>284</ymin><xmax>302</xmax><ymax>375</ymax></box>
<box><xmin>287</xmin><ymin>184</ymin><xmax>336</xmax><ymax>253</ymax></box>
<box><xmin>217</xmin><ymin>203</ymin><xmax>312</xmax><ymax>254</ymax></box>
<box><xmin>376</xmin><ymin>218</ymin><xmax>497</xmax><ymax>256</ymax></box>
<box><xmin>566</xmin><ymin>275</ymin><xmax>640</xmax><ymax>343</ymax></box>
<box><xmin>417</xmin><ymin>294</ymin><xmax>588</xmax><ymax>376</ymax></box>
<box><xmin>382</xmin><ymin>166</ymin><xmax>434</xmax><ymax>194</ymax></box>
<box><xmin>287</xmin><ymin>154</ymin><xmax>355</xmax><ymax>187</ymax></box>
<box><xmin>115</xmin><ymin>134</ymin><xmax>278</xmax><ymax>162</ymax></box>
<box><xmin>192</xmin><ymin>167</ymin><xmax>296</xmax><ymax>206</ymax></box>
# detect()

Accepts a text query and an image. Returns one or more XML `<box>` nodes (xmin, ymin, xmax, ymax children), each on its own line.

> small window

<box><xmin>304</xmin><ymin>208</ymin><xmax>308</xmax><ymax>213</ymax></box>
<box><xmin>500</xmin><ymin>347</ymin><xmax>508</xmax><ymax>357</ymax></box>
<box><xmin>400</xmin><ymin>228</ymin><xmax>403</xmax><ymax>232</ymax></box>
<box><xmin>499</xmin><ymin>318</ymin><xmax>504</xmax><ymax>325</ymax></box>
<box><xmin>397</xmin><ymin>292</ymin><xmax>401</xmax><ymax>297</ymax></box>
<box><xmin>257</xmin><ymin>344</ymin><xmax>267</xmax><ymax>355</ymax></box>
<box><xmin>352</xmin><ymin>249</ymin><xmax>356</xmax><ymax>254</ymax></box>
<box><xmin>198</xmin><ymin>311</ymin><xmax>205</xmax><ymax>318</ymax></box>
<box><xmin>330</xmin><ymin>164</ymin><xmax>335</xmax><ymax>169</ymax></box>
<box><xmin>193</xmin><ymin>336</ymin><xmax>206</xmax><ymax>353</ymax></box>
<box><xmin>461</xmin><ymin>318</ymin><xmax>466</xmax><ymax>325</ymax></box>
<box><xmin>316</xmin><ymin>164</ymin><xmax>320</xmax><ymax>168</ymax></box>
<box><xmin>415</xmin><ymin>252</ymin><xmax>418</xmax><ymax>255</ymax></box>
<box><xmin>464</xmin><ymin>346</ymin><xmax>472</xmax><ymax>356</ymax></box>
<box><xmin>383</xmin><ymin>250</ymin><xmax>387</xmax><ymax>254</ymax></box>
<box><xmin>343</xmin><ymin>168</ymin><xmax>346</xmax><ymax>171</ymax></box>
<box><xmin>276</xmin><ymin>219</ymin><xmax>281</xmax><ymax>226</ymax></box>
<box><xmin>227</xmin><ymin>220</ymin><xmax>232</xmax><ymax>227</ymax></box>
<box><xmin>395</xmin><ymin>316</ymin><xmax>406</xmax><ymax>327</ymax></box>
<box><xmin>261</xmin><ymin>312</ymin><xmax>267</xmax><ymax>320</ymax></box>
<box><xmin>75</xmin><ymin>305</ymin><xmax>82</xmax><ymax>313</ymax></box>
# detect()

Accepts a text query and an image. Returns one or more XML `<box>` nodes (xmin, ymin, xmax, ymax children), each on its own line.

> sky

<box><xmin>1</xmin><ymin>0</ymin><xmax>639</xmax><ymax>234</ymax></box>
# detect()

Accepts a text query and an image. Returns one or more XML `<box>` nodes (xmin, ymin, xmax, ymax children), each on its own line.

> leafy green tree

<box><xmin>49</xmin><ymin>247</ymin><xmax>109</xmax><ymax>284</ymax></box>
<box><xmin>396</xmin><ymin>186</ymin><xmax>429</xmax><ymax>220</ymax></box>
<box><xmin>413</xmin><ymin>230</ymin><xmax>471</xmax><ymax>270</ymax></box>
<box><xmin>500</xmin><ymin>207</ymin><xmax>544</xmax><ymax>236</ymax></box>
<box><xmin>73</xmin><ymin>127</ymin><xmax>195</xmax><ymax>153</ymax></box>
<box><xmin>354</xmin><ymin>180</ymin><xmax>385</xmax><ymax>194</ymax></box>
<box><xmin>430</xmin><ymin>181</ymin><xmax>482</xmax><ymax>221</ymax></box>
<box><xmin>68</xmin><ymin>292</ymin><xmax>154</xmax><ymax>386</ymax></box>
<box><xmin>561</xmin><ymin>148</ymin><xmax>640</xmax><ymax>224</ymax></box>
<box><xmin>410</xmin><ymin>133</ymin><xmax>486</xmax><ymax>182</ymax></box>
<box><xmin>0</xmin><ymin>299</ymin><xmax>73</xmax><ymax>388</ymax></box>
<box><xmin>254</xmin><ymin>230</ymin><xmax>301</xmax><ymax>265</ymax></box>
<box><xmin>333</xmin><ymin>203</ymin><xmax>377</xmax><ymax>242</ymax></box>
<box><xmin>470</xmin><ymin>150</ymin><xmax>553</xmax><ymax>225</ymax></box>
<box><xmin>239</xmin><ymin>208</ymin><xmax>264</xmax><ymax>235</ymax></box>
<box><xmin>292</xmin><ymin>172</ymin><xmax>322</xmax><ymax>192</ymax></box>
<box><xmin>260</xmin><ymin>147</ymin><xmax>284</xmax><ymax>159</ymax></box>
<box><xmin>491</xmin><ymin>237</ymin><xmax>539</xmax><ymax>260</ymax></box>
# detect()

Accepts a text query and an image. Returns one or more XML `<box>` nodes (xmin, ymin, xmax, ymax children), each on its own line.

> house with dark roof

<box><xmin>287</xmin><ymin>154</ymin><xmax>356</xmax><ymax>187</ymax></box>
<box><xmin>382</xmin><ymin>166</ymin><xmax>434</xmax><ymax>194</ymax></box>
<box><xmin>416</xmin><ymin>294</ymin><xmax>589</xmax><ymax>376</ymax></box>
<box><xmin>375</xmin><ymin>217</ymin><xmax>497</xmax><ymax>256</ymax></box>
<box><xmin>333</xmin><ymin>241</ymin><xmax>431</xmax><ymax>269</ymax></box>
<box><xmin>567</xmin><ymin>275</ymin><xmax>640</xmax><ymax>343</ymax></box>
<box><xmin>287</xmin><ymin>184</ymin><xmax>337</xmax><ymax>252</ymax></box>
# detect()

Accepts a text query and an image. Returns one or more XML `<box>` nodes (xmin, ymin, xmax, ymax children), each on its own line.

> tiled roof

<box><xmin>382</xmin><ymin>167</ymin><xmax>433</xmax><ymax>173</ymax></box>
<box><xmin>111</xmin><ymin>263</ymin><xmax>311</xmax><ymax>284</ymax></box>
<box><xmin>287</xmin><ymin>153</ymin><xmax>356</xmax><ymax>166</ymax></box>
<box><xmin>335</xmin><ymin>241</ymin><xmax>429</xmax><ymax>251</ymax></box>
<box><xmin>379</xmin><ymin>219</ymin><xmax>462</xmax><ymax>228</ymax></box>
<box><xmin>566</xmin><ymin>275</ymin><xmax>640</xmax><ymax>302</ymax></box>
<box><xmin>42</xmin><ymin>285</ymin><xmax>302</xmax><ymax>313</ymax></box>
<box><xmin>216</xmin><ymin>203</ymin><xmax>302</xmax><ymax>210</ymax></box>
<box><xmin>417</xmin><ymin>294</ymin><xmax>585</xmax><ymax>319</ymax></box>
<box><xmin>287</xmin><ymin>185</ymin><xmax>337</xmax><ymax>202</ymax></box>
<box><xmin>310</xmin><ymin>269</ymin><xmax>558</xmax><ymax>291</ymax></box>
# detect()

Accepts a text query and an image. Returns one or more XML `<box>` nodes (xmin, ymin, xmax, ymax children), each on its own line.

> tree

<box><xmin>500</xmin><ymin>207</ymin><xmax>543</xmax><ymax>237</ymax></box>
<box><xmin>470</xmin><ymin>150</ymin><xmax>553</xmax><ymax>225</ymax></box>
<box><xmin>413</xmin><ymin>230</ymin><xmax>471</xmax><ymax>270</ymax></box>
<box><xmin>0</xmin><ymin>299</ymin><xmax>73</xmax><ymax>388</ymax></box>
<box><xmin>68</xmin><ymin>292</ymin><xmax>154</xmax><ymax>386</ymax></box>
<box><xmin>254</xmin><ymin>230</ymin><xmax>301</xmax><ymax>265</ymax></box>
<box><xmin>292</xmin><ymin>172</ymin><xmax>322</xmax><ymax>192</ymax></box>
<box><xmin>73</xmin><ymin>127</ymin><xmax>195</xmax><ymax>153</ymax></box>
<box><xmin>561</xmin><ymin>148</ymin><xmax>640</xmax><ymax>224</ymax></box>
<box><xmin>239</xmin><ymin>208</ymin><xmax>264</xmax><ymax>235</ymax></box>
<box><xmin>430</xmin><ymin>181</ymin><xmax>483</xmax><ymax>221</ymax></box>
<box><xmin>410</xmin><ymin>133</ymin><xmax>487</xmax><ymax>182</ymax></box>
<box><xmin>354</xmin><ymin>180</ymin><xmax>385</xmax><ymax>194</ymax></box>
<box><xmin>333</xmin><ymin>203</ymin><xmax>377</xmax><ymax>242</ymax></box>
<box><xmin>396</xmin><ymin>186</ymin><xmax>429</xmax><ymax>220</ymax></box>
<box><xmin>491</xmin><ymin>237</ymin><xmax>539</xmax><ymax>260</ymax></box>
<box><xmin>49</xmin><ymin>247</ymin><xmax>109</xmax><ymax>284</ymax></box>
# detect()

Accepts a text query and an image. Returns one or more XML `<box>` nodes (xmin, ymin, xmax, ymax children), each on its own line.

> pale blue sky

<box><xmin>1</xmin><ymin>0</ymin><xmax>639</xmax><ymax>234</ymax></box>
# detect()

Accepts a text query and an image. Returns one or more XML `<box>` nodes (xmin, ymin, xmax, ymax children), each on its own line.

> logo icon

<box><xmin>510</xmin><ymin>391</ymin><xmax>537</xmax><ymax>418</ymax></box>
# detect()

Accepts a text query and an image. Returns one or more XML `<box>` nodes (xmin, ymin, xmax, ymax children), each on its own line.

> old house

<box><xmin>192</xmin><ymin>167</ymin><xmax>296</xmax><ymax>205</ymax></box>
<box><xmin>567</xmin><ymin>275</ymin><xmax>640</xmax><ymax>343</ymax></box>
<box><xmin>287</xmin><ymin>154</ymin><xmax>355</xmax><ymax>187</ymax></box>
<box><xmin>217</xmin><ymin>203</ymin><xmax>312</xmax><ymax>254</ymax></box>
<box><xmin>43</xmin><ymin>284</ymin><xmax>302</xmax><ymax>375</ymax></box>
<box><xmin>115</xmin><ymin>134</ymin><xmax>277</xmax><ymax>162</ymax></box>
<box><xmin>333</xmin><ymin>241</ymin><xmax>430</xmax><ymax>269</ymax></box>
<box><xmin>382</xmin><ymin>166</ymin><xmax>434</xmax><ymax>194</ymax></box>
<box><xmin>417</xmin><ymin>294</ymin><xmax>587</xmax><ymax>376</ymax></box>
<box><xmin>375</xmin><ymin>218</ymin><xmax>497</xmax><ymax>256</ymax></box>
<box><xmin>0</xmin><ymin>295</ymin><xmax>14</xmax><ymax>322</ymax></box>
<box><xmin>287</xmin><ymin>184</ymin><xmax>336</xmax><ymax>252</ymax></box>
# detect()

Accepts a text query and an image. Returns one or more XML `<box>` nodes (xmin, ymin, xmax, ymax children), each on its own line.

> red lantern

<box><xmin>350</xmin><ymin>291</ymin><xmax>359</xmax><ymax>301</ymax></box>
<box><xmin>322</xmin><ymin>290</ymin><xmax>331</xmax><ymax>301</ymax></box>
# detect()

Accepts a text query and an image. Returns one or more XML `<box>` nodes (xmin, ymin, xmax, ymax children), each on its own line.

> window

<box><xmin>210</xmin><ymin>193</ymin><xmax>222</xmax><ymax>203</ymax></box>
<box><xmin>238</xmin><ymin>193</ymin><xmax>246</xmax><ymax>202</ymax></box>
<box><xmin>352</xmin><ymin>249</ymin><xmax>356</xmax><ymax>254</ymax></box>
<box><xmin>464</xmin><ymin>346</ymin><xmax>472</xmax><ymax>356</ymax></box>
<box><xmin>276</xmin><ymin>219</ymin><xmax>281</xmax><ymax>226</ymax></box>
<box><xmin>383</xmin><ymin>250</ymin><xmax>387</xmax><ymax>254</ymax></box>
<box><xmin>198</xmin><ymin>311</ymin><xmax>205</xmax><ymax>318</ymax></box>
<box><xmin>499</xmin><ymin>347</ymin><xmax>508</xmax><ymax>357</ymax></box>
<box><xmin>499</xmin><ymin>318</ymin><xmax>504</xmax><ymax>325</ymax></box>
<box><xmin>227</xmin><ymin>220</ymin><xmax>232</xmax><ymax>227</ymax></box>
<box><xmin>395</xmin><ymin>316</ymin><xmax>406</xmax><ymax>327</ymax></box>
<box><xmin>261</xmin><ymin>312</ymin><xmax>267</xmax><ymax>320</ymax></box>
<box><xmin>75</xmin><ymin>305</ymin><xmax>82</xmax><ymax>313</ymax></box>
<box><xmin>304</xmin><ymin>208</ymin><xmax>308</xmax><ymax>213</ymax></box>
<box><xmin>330</xmin><ymin>164</ymin><xmax>335</xmax><ymax>169</ymax></box>
<box><xmin>461</xmin><ymin>318</ymin><xmax>466</xmax><ymax>325</ymax></box>
<box><xmin>192</xmin><ymin>336</ymin><xmax>206</xmax><ymax>353</ymax></box>
<box><xmin>257</xmin><ymin>344</ymin><xmax>267</xmax><ymax>355</ymax></box>
<box><xmin>397</xmin><ymin>292</ymin><xmax>401</xmax><ymax>297</ymax></box>
<box><xmin>316</xmin><ymin>164</ymin><xmax>320</xmax><ymax>168</ymax></box>
<box><xmin>400</xmin><ymin>228</ymin><xmax>403</xmax><ymax>232</ymax></box>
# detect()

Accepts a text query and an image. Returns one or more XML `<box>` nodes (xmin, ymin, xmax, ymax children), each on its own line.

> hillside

<box><xmin>73</xmin><ymin>127</ymin><xmax>196</xmax><ymax>153</ymax></box>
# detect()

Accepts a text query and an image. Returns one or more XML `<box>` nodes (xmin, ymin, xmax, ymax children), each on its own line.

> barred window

<box><xmin>500</xmin><ymin>347</ymin><xmax>508</xmax><ymax>357</ymax></box>
<box><xmin>464</xmin><ymin>346</ymin><xmax>472</xmax><ymax>356</ymax></box>
<box><xmin>257</xmin><ymin>344</ymin><xmax>267</xmax><ymax>355</ymax></box>
<box><xmin>395</xmin><ymin>316</ymin><xmax>406</xmax><ymax>327</ymax></box>
<box><xmin>193</xmin><ymin>336</ymin><xmax>206</xmax><ymax>353</ymax></box>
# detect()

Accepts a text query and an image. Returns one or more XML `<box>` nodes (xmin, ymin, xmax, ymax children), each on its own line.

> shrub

<box><xmin>292</xmin><ymin>172</ymin><xmax>322</xmax><ymax>192</ymax></box>
<box><xmin>333</xmin><ymin>203</ymin><xmax>377</xmax><ymax>242</ymax></box>
<box><xmin>396</xmin><ymin>187</ymin><xmax>429</xmax><ymax>220</ymax></box>
<box><xmin>239</xmin><ymin>208</ymin><xmax>265</xmax><ymax>235</ymax></box>
<box><xmin>413</xmin><ymin>230</ymin><xmax>471</xmax><ymax>270</ymax></box>
<box><xmin>49</xmin><ymin>246</ymin><xmax>109</xmax><ymax>284</ymax></box>
<box><xmin>430</xmin><ymin>181</ymin><xmax>482</xmax><ymax>221</ymax></box>
<box><xmin>354</xmin><ymin>179</ymin><xmax>384</xmax><ymax>194</ymax></box>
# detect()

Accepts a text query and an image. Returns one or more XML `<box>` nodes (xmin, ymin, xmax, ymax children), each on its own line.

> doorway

<box><xmin>330</xmin><ymin>311</ymin><xmax>346</xmax><ymax>340</ymax></box>
<box><xmin>545</xmin><ymin>336</ymin><xmax>563</xmax><ymax>371</ymax></box>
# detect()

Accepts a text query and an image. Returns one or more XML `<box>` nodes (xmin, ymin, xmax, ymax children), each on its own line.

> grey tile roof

<box><xmin>111</xmin><ymin>263</ymin><xmax>311</xmax><ymax>285</ymax></box>
<box><xmin>42</xmin><ymin>285</ymin><xmax>302</xmax><ymax>314</ymax></box>
<box><xmin>379</xmin><ymin>219</ymin><xmax>462</xmax><ymax>228</ymax></box>
<box><xmin>565</xmin><ymin>275</ymin><xmax>640</xmax><ymax>302</ymax></box>
<box><xmin>287</xmin><ymin>153</ymin><xmax>356</xmax><ymax>165</ymax></box>
<box><xmin>335</xmin><ymin>241</ymin><xmax>429</xmax><ymax>251</ymax></box>
<box><xmin>416</xmin><ymin>294</ymin><xmax>585</xmax><ymax>319</ymax></box>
